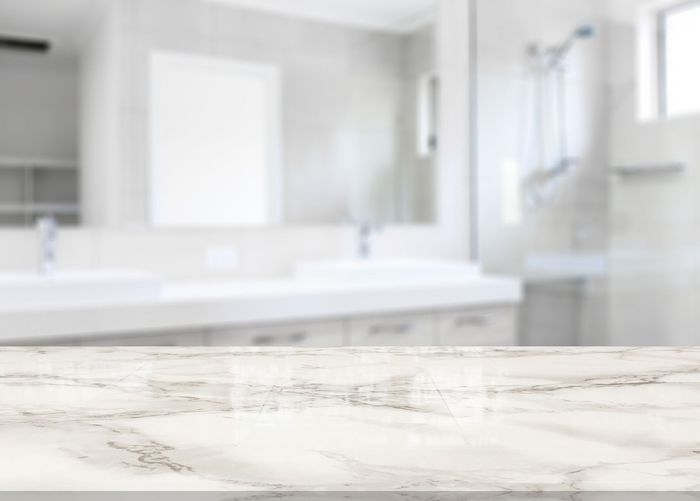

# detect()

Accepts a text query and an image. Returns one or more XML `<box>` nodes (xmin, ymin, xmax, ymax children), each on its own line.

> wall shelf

<box><xmin>613</xmin><ymin>162</ymin><xmax>685</xmax><ymax>176</ymax></box>
<box><xmin>0</xmin><ymin>157</ymin><xmax>78</xmax><ymax>171</ymax></box>
<box><xmin>0</xmin><ymin>204</ymin><xmax>80</xmax><ymax>215</ymax></box>
<box><xmin>0</xmin><ymin>157</ymin><xmax>80</xmax><ymax>227</ymax></box>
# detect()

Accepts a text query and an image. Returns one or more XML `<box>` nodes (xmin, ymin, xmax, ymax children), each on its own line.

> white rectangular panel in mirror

<box><xmin>150</xmin><ymin>51</ymin><xmax>281</xmax><ymax>227</ymax></box>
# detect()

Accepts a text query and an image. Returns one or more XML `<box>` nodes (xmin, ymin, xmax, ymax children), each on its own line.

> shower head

<box><xmin>548</xmin><ymin>24</ymin><xmax>597</xmax><ymax>68</ymax></box>
<box><xmin>573</xmin><ymin>24</ymin><xmax>596</xmax><ymax>39</ymax></box>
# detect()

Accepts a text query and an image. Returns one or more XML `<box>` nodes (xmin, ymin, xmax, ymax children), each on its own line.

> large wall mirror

<box><xmin>0</xmin><ymin>0</ymin><xmax>438</xmax><ymax>229</ymax></box>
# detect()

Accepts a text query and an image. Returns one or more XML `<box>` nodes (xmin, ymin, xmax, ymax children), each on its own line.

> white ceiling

<box><xmin>603</xmin><ymin>0</ymin><xmax>650</xmax><ymax>25</ymax></box>
<box><xmin>0</xmin><ymin>0</ymin><xmax>647</xmax><ymax>45</ymax></box>
<box><xmin>0</xmin><ymin>0</ymin><xmax>434</xmax><ymax>57</ymax></box>
<box><xmin>207</xmin><ymin>0</ymin><xmax>436</xmax><ymax>32</ymax></box>
<box><xmin>0</xmin><ymin>0</ymin><xmax>435</xmax><ymax>50</ymax></box>
<box><xmin>0</xmin><ymin>0</ymin><xmax>106</xmax><ymax>51</ymax></box>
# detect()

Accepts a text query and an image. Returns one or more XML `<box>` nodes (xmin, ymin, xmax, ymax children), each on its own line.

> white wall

<box><xmin>79</xmin><ymin>0</ymin><xmax>131</xmax><ymax>227</ymax></box>
<box><xmin>434</xmin><ymin>0</ymin><xmax>472</xmax><ymax>260</ymax></box>
<box><xmin>399</xmin><ymin>24</ymin><xmax>436</xmax><ymax>223</ymax></box>
<box><xmin>0</xmin><ymin>225</ymin><xmax>455</xmax><ymax>279</ymax></box>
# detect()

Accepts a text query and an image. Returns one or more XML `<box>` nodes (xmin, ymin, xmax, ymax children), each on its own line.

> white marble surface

<box><xmin>1</xmin><ymin>347</ymin><xmax>699</xmax><ymax>492</ymax></box>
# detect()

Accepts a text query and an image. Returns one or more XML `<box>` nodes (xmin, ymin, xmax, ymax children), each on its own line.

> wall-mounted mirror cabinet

<box><xmin>0</xmin><ymin>0</ymin><xmax>438</xmax><ymax>229</ymax></box>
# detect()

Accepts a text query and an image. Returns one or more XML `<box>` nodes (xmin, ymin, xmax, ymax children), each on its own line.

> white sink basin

<box><xmin>524</xmin><ymin>253</ymin><xmax>608</xmax><ymax>279</ymax></box>
<box><xmin>0</xmin><ymin>270</ymin><xmax>162</xmax><ymax>310</ymax></box>
<box><xmin>295</xmin><ymin>260</ymin><xmax>482</xmax><ymax>284</ymax></box>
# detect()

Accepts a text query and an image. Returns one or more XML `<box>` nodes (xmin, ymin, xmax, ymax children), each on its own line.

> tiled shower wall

<box><xmin>475</xmin><ymin>0</ymin><xmax>611</xmax><ymax>345</ymax></box>
<box><xmin>476</xmin><ymin>0</ymin><xmax>610</xmax><ymax>266</ymax></box>
<box><xmin>477</xmin><ymin>0</ymin><xmax>700</xmax><ymax>346</ymax></box>
<box><xmin>607</xmin><ymin>15</ymin><xmax>700</xmax><ymax>346</ymax></box>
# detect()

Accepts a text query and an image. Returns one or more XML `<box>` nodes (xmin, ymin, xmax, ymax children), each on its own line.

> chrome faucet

<box><xmin>357</xmin><ymin>221</ymin><xmax>383</xmax><ymax>260</ymax></box>
<box><xmin>37</xmin><ymin>216</ymin><xmax>57</xmax><ymax>276</ymax></box>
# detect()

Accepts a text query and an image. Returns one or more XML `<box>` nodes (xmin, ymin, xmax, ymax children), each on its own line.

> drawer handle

<box><xmin>252</xmin><ymin>335</ymin><xmax>275</xmax><ymax>346</ymax></box>
<box><xmin>252</xmin><ymin>332</ymin><xmax>308</xmax><ymax>346</ymax></box>
<box><xmin>287</xmin><ymin>332</ymin><xmax>308</xmax><ymax>344</ymax></box>
<box><xmin>369</xmin><ymin>323</ymin><xmax>412</xmax><ymax>336</ymax></box>
<box><xmin>454</xmin><ymin>315</ymin><xmax>493</xmax><ymax>328</ymax></box>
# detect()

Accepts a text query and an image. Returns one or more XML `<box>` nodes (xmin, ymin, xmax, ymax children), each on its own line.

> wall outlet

<box><xmin>205</xmin><ymin>246</ymin><xmax>239</xmax><ymax>272</ymax></box>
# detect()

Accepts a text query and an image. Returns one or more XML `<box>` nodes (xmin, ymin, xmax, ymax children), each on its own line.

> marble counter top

<box><xmin>1</xmin><ymin>347</ymin><xmax>699</xmax><ymax>494</ymax></box>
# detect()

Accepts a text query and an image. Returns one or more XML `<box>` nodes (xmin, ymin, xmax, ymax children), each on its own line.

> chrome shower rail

<box><xmin>613</xmin><ymin>162</ymin><xmax>685</xmax><ymax>176</ymax></box>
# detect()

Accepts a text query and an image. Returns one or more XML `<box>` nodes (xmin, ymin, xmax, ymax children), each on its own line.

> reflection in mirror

<box><xmin>0</xmin><ymin>0</ymin><xmax>438</xmax><ymax>228</ymax></box>
<box><xmin>150</xmin><ymin>51</ymin><xmax>283</xmax><ymax>226</ymax></box>
<box><xmin>148</xmin><ymin>0</ymin><xmax>438</xmax><ymax>227</ymax></box>
<box><xmin>0</xmin><ymin>1</ymin><xmax>83</xmax><ymax>227</ymax></box>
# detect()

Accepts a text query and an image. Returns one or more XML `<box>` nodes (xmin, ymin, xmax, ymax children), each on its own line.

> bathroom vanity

<box><xmin>0</xmin><ymin>264</ymin><xmax>521</xmax><ymax>347</ymax></box>
<box><xmin>0</xmin><ymin>0</ymin><xmax>482</xmax><ymax>352</ymax></box>
<box><xmin>1</xmin><ymin>346</ymin><xmax>698</xmax><ymax>493</ymax></box>
<box><xmin>82</xmin><ymin>304</ymin><xmax>519</xmax><ymax>348</ymax></box>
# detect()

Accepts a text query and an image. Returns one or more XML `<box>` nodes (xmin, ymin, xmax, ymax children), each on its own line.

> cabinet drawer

<box><xmin>4</xmin><ymin>337</ymin><xmax>82</xmax><ymax>347</ymax></box>
<box><xmin>437</xmin><ymin>306</ymin><xmax>518</xmax><ymax>346</ymax></box>
<box><xmin>81</xmin><ymin>330</ymin><xmax>206</xmax><ymax>346</ymax></box>
<box><xmin>349</xmin><ymin>313</ymin><xmax>434</xmax><ymax>346</ymax></box>
<box><xmin>209</xmin><ymin>321</ymin><xmax>344</xmax><ymax>347</ymax></box>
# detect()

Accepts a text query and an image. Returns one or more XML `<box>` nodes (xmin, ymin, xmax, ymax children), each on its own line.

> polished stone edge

<box><xmin>2</xmin><ymin>493</ymin><xmax>699</xmax><ymax>501</ymax></box>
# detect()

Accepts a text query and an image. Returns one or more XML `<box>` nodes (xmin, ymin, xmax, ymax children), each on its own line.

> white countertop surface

<box><xmin>1</xmin><ymin>347</ymin><xmax>699</xmax><ymax>493</ymax></box>
<box><xmin>0</xmin><ymin>274</ymin><xmax>521</xmax><ymax>342</ymax></box>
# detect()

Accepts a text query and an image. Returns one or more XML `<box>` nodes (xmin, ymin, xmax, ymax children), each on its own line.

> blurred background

<box><xmin>0</xmin><ymin>0</ymin><xmax>697</xmax><ymax>347</ymax></box>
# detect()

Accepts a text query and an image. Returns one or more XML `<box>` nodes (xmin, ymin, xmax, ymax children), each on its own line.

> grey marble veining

<box><xmin>1</xmin><ymin>347</ymin><xmax>700</xmax><ymax>493</ymax></box>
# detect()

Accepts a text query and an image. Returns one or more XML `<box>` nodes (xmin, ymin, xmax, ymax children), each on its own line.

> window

<box><xmin>659</xmin><ymin>1</ymin><xmax>700</xmax><ymax>117</ymax></box>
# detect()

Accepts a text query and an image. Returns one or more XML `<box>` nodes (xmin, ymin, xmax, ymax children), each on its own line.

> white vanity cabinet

<box><xmin>207</xmin><ymin>321</ymin><xmax>345</xmax><ymax>347</ymax></box>
<box><xmin>80</xmin><ymin>330</ymin><xmax>207</xmax><ymax>347</ymax></box>
<box><xmin>9</xmin><ymin>331</ymin><xmax>205</xmax><ymax>347</ymax></box>
<box><xmin>436</xmin><ymin>306</ymin><xmax>518</xmax><ymax>346</ymax></box>
<box><xmin>12</xmin><ymin>336</ymin><xmax>84</xmax><ymax>347</ymax></box>
<box><xmin>201</xmin><ymin>305</ymin><xmax>517</xmax><ymax>347</ymax></box>
<box><xmin>8</xmin><ymin>305</ymin><xmax>519</xmax><ymax>347</ymax></box>
<box><xmin>348</xmin><ymin>313</ymin><xmax>434</xmax><ymax>346</ymax></box>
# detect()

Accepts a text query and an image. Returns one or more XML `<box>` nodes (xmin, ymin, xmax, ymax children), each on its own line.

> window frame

<box><xmin>416</xmin><ymin>71</ymin><xmax>439</xmax><ymax>158</ymax></box>
<box><xmin>656</xmin><ymin>0</ymin><xmax>700</xmax><ymax>118</ymax></box>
